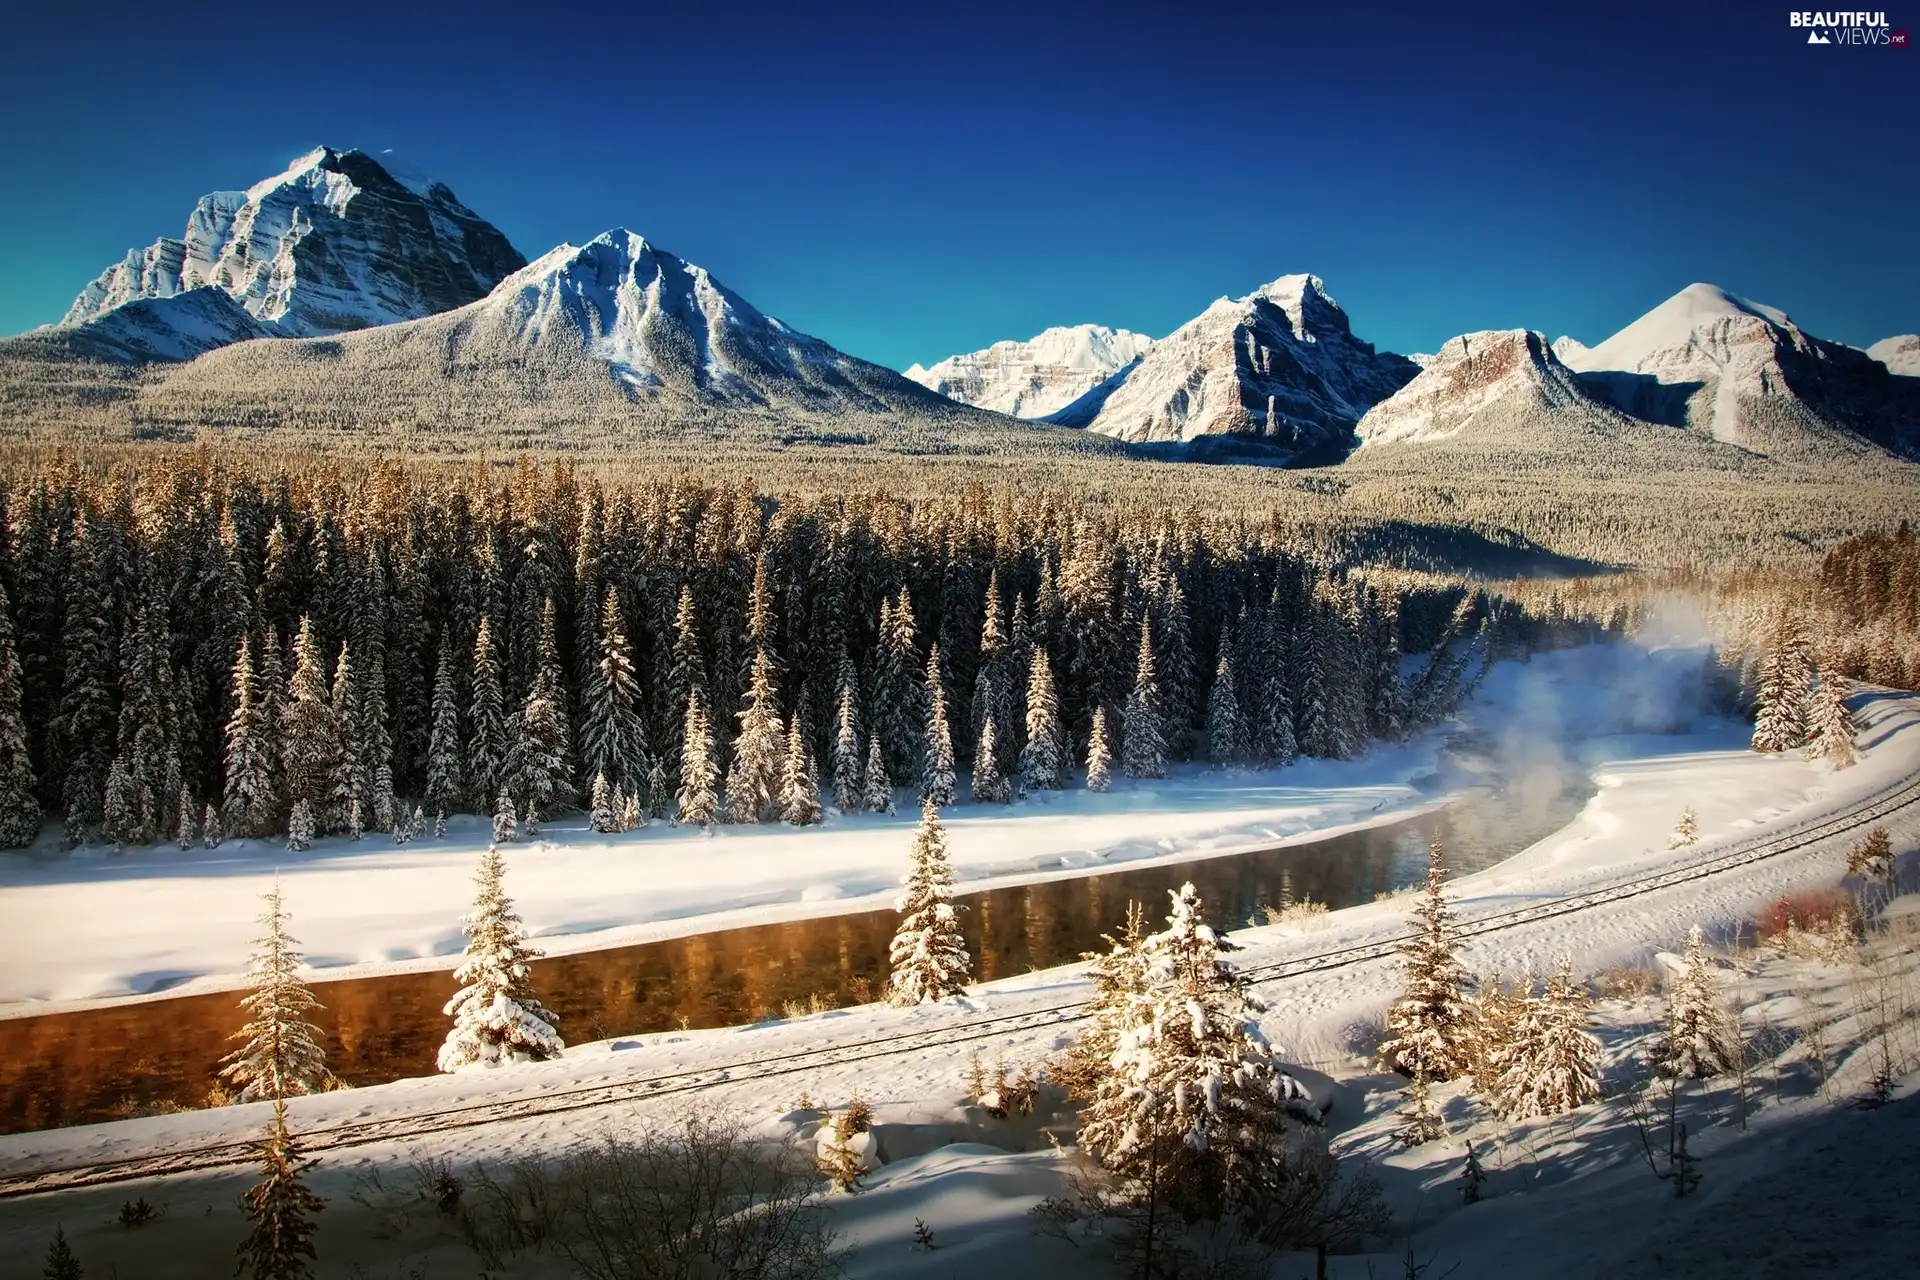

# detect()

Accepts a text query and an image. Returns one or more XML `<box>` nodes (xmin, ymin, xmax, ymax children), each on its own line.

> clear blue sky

<box><xmin>1</xmin><ymin>0</ymin><xmax>1913</xmax><ymax>367</ymax></box>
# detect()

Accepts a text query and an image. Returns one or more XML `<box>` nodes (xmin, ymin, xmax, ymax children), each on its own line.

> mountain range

<box><xmin>5</xmin><ymin>147</ymin><xmax>1916</xmax><ymax>466</ymax></box>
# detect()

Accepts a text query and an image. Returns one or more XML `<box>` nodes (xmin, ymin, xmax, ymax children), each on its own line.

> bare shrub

<box><xmin>1590</xmin><ymin>962</ymin><xmax>1662</xmax><ymax>1001</ymax></box>
<box><xmin>1261</xmin><ymin>896</ymin><xmax>1330</xmax><ymax>930</ymax></box>
<box><xmin>1757</xmin><ymin>888</ymin><xmax>1859</xmax><ymax>959</ymax></box>
<box><xmin>459</xmin><ymin>1110</ymin><xmax>846</xmax><ymax>1279</ymax></box>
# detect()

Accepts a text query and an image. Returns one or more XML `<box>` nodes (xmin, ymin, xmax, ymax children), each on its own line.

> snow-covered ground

<box><xmin>3</xmin><ymin>646</ymin><xmax>1917</xmax><ymax>1278</ymax></box>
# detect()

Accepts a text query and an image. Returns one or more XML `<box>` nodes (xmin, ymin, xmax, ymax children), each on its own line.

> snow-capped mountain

<box><xmin>1869</xmin><ymin>335</ymin><xmax>1920</xmax><ymax>377</ymax></box>
<box><xmin>904</xmin><ymin>325</ymin><xmax>1155</xmax><ymax>419</ymax></box>
<box><xmin>61</xmin><ymin>147</ymin><xmax>525</xmax><ymax>346</ymax></box>
<box><xmin>1558</xmin><ymin>283</ymin><xmax>1915</xmax><ymax>457</ymax></box>
<box><xmin>1354</xmin><ymin>330</ymin><xmax>1613</xmax><ymax>447</ymax></box>
<box><xmin>51</xmin><ymin>288</ymin><xmax>271</xmax><ymax>363</ymax></box>
<box><xmin>1050</xmin><ymin>275</ymin><xmax>1417</xmax><ymax>455</ymax></box>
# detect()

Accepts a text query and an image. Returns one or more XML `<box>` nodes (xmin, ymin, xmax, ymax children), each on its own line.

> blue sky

<box><xmin>1</xmin><ymin>0</ymin><xmax>1914</xmax><ymax>367</ymax></box>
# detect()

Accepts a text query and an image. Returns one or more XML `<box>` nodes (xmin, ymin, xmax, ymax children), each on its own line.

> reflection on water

<box><xmin>0</xmin><ymin>759</ymin><xmax>1586</xmax><ymax>1134</ymax></box>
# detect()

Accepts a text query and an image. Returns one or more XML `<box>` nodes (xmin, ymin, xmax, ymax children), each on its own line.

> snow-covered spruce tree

<box><xmin>355</xmin><ymin>650</ymin><xmax>396</xmax><ymax>835</ymax></box>
<box><xmin>1077</xmin><ymin>882</ymin><xmax>1311</xmax><ymax>1225</ymax></box>
<box><xmin>645</xmin><ymin>754</ymin><xmax>671</xmax><ymax>821</ymax></box>
<box><xmin>863</xmin><ymin>735</ymin><xmax>895</xmax><ymax>814</ymax></box>
<box><xmin>781</xmin><ymin>718</ymin><xmax>822</xmax><ymax>826</ymax></box>
<box><xmin>1378</xmin><ymin>840</ymin><xmax>1476</xmax><ymax>1081</ymax></box>
<box><xmin>1122</xmin><ymin>620</ymin><xmax>1166</xmax><ymax>780</ymax></box>
<box><xmin>506</xmin><ymin>600</ymin><xmax>573</xmax><ymax>820</ymax></box>
<box><xmin>726</xmin><ymin>646</ymin><xmax>784</xmax><ymax>824</ymax></box>
<box><xmin>1396</xmin><ymin>1069</ymin><xmax>1445</xmax><ymax>1147</ymax></box>
<box><xmin>491</xmin><ymin>787</ymin><xmax>518</xmax><ymax>843</ymax></box>
<box><xmin>326</xmin><ymin>642</ymin><xmax>360</xmax><ymax>835</ymax></box>
<box><xmin>220</xmin><ymin>882</ymin><xmax>330</xmax><ymax>1102</ymax></box>
<box><xmin>620</xmin><ymin>789</ymin><xmax>644</xmax><ymax>833</ymax></box>
<box><xmin>466</xmin><ymin>618</ymin><xmax>509</xmax><ymax>811</ymax></box>
<box><xmin>1807</xmin><ymin>662</ymin><xmax>1857</xmax><ymax>768</ymax></box>
<box><xmin>1053</xmin><ymin>899</ymin><xmax>1150</xmax><ymax>1103</ymax></box>
<box><xmin>1019</xmin><ymin>649</ymin><xmax>1064</xmax><ymax>791</ymax></box>
<box><xmin>887</xmin><ymin>797</ymin><xmax>971</xmax><ymax>1005</ymax></box>
<box><xmin>1670</xmin><ymin>807</ymin><xmax>1699</xmax><ymax>849</ymax></box>
<box><xmin>235</xmin><ymin>1099</ymin><xmax>324</xmax><ymax>1280</ymax></box>
<box><xmin>581</xmin><ymin>589</ymin><xmax>648</xmax><ymax>791</ymax></box>
<box><xmin>677</xmin><ymin>688</ymin><xmax>721</xmax><ymax>828</ymax></box>
<box><xmin>1751</xmin><ymin>625</ymin><xmax>1812</xmax><ymax>753</ymax></box>
<box><xmin>223</xmin><ymin>637</ymin><xmax>277</xmax><ymax>839</ymax></box>
<box><xmin>424</xmin><ymin>635</ymin><xmax>464</xmax><ymax>822</ymax></box>
<box><xmin>1369</xmin><ymin>589</ymin><xmax>1407</xmax><ymax>743</ymax></box>
<box><xmin>203</xmin><ymin>802</ymin><xmax>223</xmax><ymax>849</ymax></box>
<box><xmin>833</xmin><ymin>671</ymin><xmax>864</xmax><ymax>813</ymax></box>
<box><xmin>1660</xmin><ymin>924</ymin><xmax>1737</xmax><ymax>1079</ymax></box>
<box><xmin>1206</xmin><ymin>651</ymin><xmax>1246</xmax><ymax>767</ymax></box>
<box><xmin>174</xmin><ymin>785</ymin><xmax>196</xmax><ymax>850</ymax></box>
<box><xmin>1492</xmin><ymin>956</ymin><xmax>1601</xmax><ymax>1120</ymax></box>
<box><xmin>1086</xmin><ymin>704</ymin><xmax>1113</xmax><ymax>793</ymax></box>
<box><xmin>922</xmin><ymin>644</ymin><xmax>955</xmax><ymax>808</ymax></box>
<box><xmin>286</xmin><ymin>800</ymin><xmax>315</xmax><ymax>853</ymax></box>
<box><xmin>589</xmin><ymin>769</ymin><xmax>618</xmax><ymax>834</ymax></box>
<box><xmin>1847</xmin><ymin>827</ymin><xmax>1895</xmax><ymax>887</ymax></box>
<box><xmin>971</xmin><ymin>716</ymin><xmax>1010</xmax><ymax>804</ymax></box>
<box><xmin>437</xmin><ymin>845</ymin><xmax>563</xmax><ymax>1070</ymax></box>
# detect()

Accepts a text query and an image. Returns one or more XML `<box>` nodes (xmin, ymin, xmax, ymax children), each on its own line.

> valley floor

<box><xmin>1</xmin><ymin>652</ymin><xmax>1917</xmax><ymax>1277</ymax></box>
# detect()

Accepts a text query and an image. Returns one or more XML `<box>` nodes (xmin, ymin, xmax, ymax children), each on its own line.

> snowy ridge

<box><xmin>59</xmin><ymin>146</ymin><xmax>525</xmax><ymax>345</ymax></box>
<box><xmin>1354</xmin><ymin>329</ymin><xmax>1604</xmax><ymax>447</ymax></box>
<box><xmin>1869</xmin><ymin>334</ymin><xmax>1920</xmax><ymax>377</ymax></box>
<box><xmin>1053</xmin><ymin>273</ymin><xmax>1417</xmax><ymax>454</ymax></box>
<box><xmin>905</xmin><ymin>324</ymin><xmax>1155</xmax><ymax>418</ymax></box>
<box><xmin>47</xmin><ymin>288</ymin><xmax>272</xmax><ymax>363</ymax></box>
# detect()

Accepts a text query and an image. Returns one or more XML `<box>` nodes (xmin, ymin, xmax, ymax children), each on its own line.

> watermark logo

<box><xmin>1789</xmin><ymin>11</ymin><xmax>1902</xmax><ymax>44</ymax></box>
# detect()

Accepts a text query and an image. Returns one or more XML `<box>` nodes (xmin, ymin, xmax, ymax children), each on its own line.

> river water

<box><xmin>0</xmin><ymin>745</ymin><xmax>1588</xmax><ymax>1134</ymax></box>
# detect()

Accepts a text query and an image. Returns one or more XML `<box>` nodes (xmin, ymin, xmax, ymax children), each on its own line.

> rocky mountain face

<box><xmin>47</xmin><ymin>288</ymin><xmax>272</xmax><ymax>363</ymax></box>
<box><xmin>905</xmin><ymin>324</ymin><xmax>1154</xmax><ymax>418</ymax></box>
<box><xmin>1556</xmin><ymin>283</ymin><xmax>1916</xmax><ymax>458</ymax></box>
<box><xmin>1354</xmin><ymin>329</ymin><xmax>1612</xmax><ymax>447</ymax></box>
<box><xmin>1049</xmin><ymin>275</ymin><xmax>1418</xmax><ymax>457</ymax></box>
<box><xmin>1869</xmin><ymin>335</ymin><xmax>1920</xmax><ymax>377</ymax></box>
<box><xmin>60</xmin><ymin>147</ymin><xmax>525</xmax><ymax>350</ymax></box>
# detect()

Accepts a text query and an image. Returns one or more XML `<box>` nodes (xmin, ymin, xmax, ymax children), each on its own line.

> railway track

<box><xmin>4</xmin><ymin>772</ymin><xmax>1915</xmax><ymax>1200</ymax></box>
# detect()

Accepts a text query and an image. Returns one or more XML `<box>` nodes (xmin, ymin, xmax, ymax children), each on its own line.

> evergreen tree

<box><xmin>971</xmin><ymin>716</ymin><xmax>1010</xmax><ymax>804</ymax></box>
<box><xmin>174</xmin><ymin>785</ymin><xmax>196</xmax><ymax>850</ymax></box>
<box><xmin>286</xmin><ymin>800</ymin><xmax>314</xmax><ymax>853</ymax></box>
<box><xmin>1053</xmin><ymin>900</ymin><xmax>1150</xmax><ymax>1102</ymax></box>
<box><xmin>1492</xmin><ymin>955</ymin><xmax>1602</xmax><ymax>1120</ymax></box>
<box><xmin>424</xmin><ymin>635</ymin><xmax>464</xmax><ymax>821</ymax></box>
<box><xmin>235</xmin><ymin>1100</ymin><xmax>324</xmax><ymax>1280</ymax></box>
<box><xmin>646</xmin><ymin>753</ymin><xmax>672</xmax><ymax>820</ymax></box>
<box><xmin>437</xmin><ymin>845</ymin><xmax>564</xmax><ymax>1070</ymax></box>
<box><xmin>1086</xmin><ymin>704</ymin><xmax>1112</xmax><ymax>793</ymax></box>
<box><xmin>103</xmin><ymin>755</ymin><xmax>138</xmax><ymax>850</ymax></box>
<box><xmin>42</xmin><ymin>1225</ymin><xmax>81</xmax><ymax>1280</ymax></box>
<box><xmin>662</xmin><ymin>585</ymin><xmax>703</xmax><ymax>770</ymax></box>
<box><xmin>1752</xmin><ymin>625</ymin><xmax>1812</xmax><ymax>752</ymax></box>
<box><xmin>115</xmin><ymin>585</ymin><xmax>179</xmax><ymax>845</ymax></box>
<box><xmin>725</xmin><ymin>646</ymin><xmax>784</xmax><ymax>823</ymax></box>
<box><xmin>492</xmin><ymin>787</ymin><xmax>518</xmax><ymax>843</ymax></box>
<box><xmin>922</xmin><ymin>643</ymin><xmax>955</xmax><ymax>807</ymax></box>
<box><xmin>1807</xmin><ymin>662</ymin><xmax>1858</xmax><ymax>768</ymax></box>
<box><xmin>863</xmin><ymin>735</ymin><xmax>894</xmax><ymax>814</ymax></box>
<box><xmin>580</xmin><ymin>589</ymin><xmax>648</xmax><ymax>789</ymax></box>
<box><xmin>223</xmin><ymin>637</ymin><xmax>277</xmax><ymax>838</ymax></box>
<box><xmin>781</xmin><ymin>717</ymin><xmax>823</xmax><ymax>826</ymax></box>
<box><xmin>1369</xmin><ymin>590</ymin><xmax>1408</xmax><ymax>743</ymax></box>
<box><xmin>466</xmin><ymin>618</ymin><xmax>509</xmax><ymax>810</ymax></box>
<box><xmin>1122</xmin><ymin>619</ymin><xmax>1165</xmax><ymax>779</ymax></box>
<box><xmin>356</xmin><ymin>650</ymin><xmax>395</xmax><ymax>833</ymax></box>
<box><xmin>888</xmin><ymin>798</ymin><xmax>971</xmax><ymax>1004</ymax></box>
<box><xmin>505</xmin><ymin>599</ymin><xmax>572</xmax><ymax>818</ymax></box>
<box><xmin>832</xmin><ymin>670</ymin><xmax>864</xmax><ymax>813</ymax></box>
<box><xmin>1660</xmin><ymin>924</ymin><xmax>1736</xmax><ymax>1079</ymax></box>
<box><xmin>203</xmin><ymin>802</ymin><xmax>223</xmax><ymax>849</ymax></box>
<box><xmin>54</xmin><ymin>532</ymin><xmax>115</xmax><ymax>844</ymax></box>
<box><xmin>327</xmin><ymin>642</ymin><xmax>360</xmax><ymax>834</ymax></box>
<box><xmin>1379</xmin><ymin>840</ymin><xmax>1475</xmax><ymax>1080</ymax></box>
<box><xmin>1018</xmin><ymin>649</ymin><xmax>1064</xmax><ymax>791</ymax></box>
<box><xmin>1847</xmin><ymin>827</ymin><xmax>1895</xmax><ymax>887</ymax></box>
<box><xmin>1670</xmin><ymin>807</ymin><xmax>1699</xmax><ymax>849</ymax></box>
<box><xmin>0</xmin><ymin>580</ymin><xmax>43</xmax><ymax>847</ymax></box>
<box><xmin>220</xmin><ymin>882</ymin><xmax>330</xmax><ymax>1101</ymax></box>
<box><xmin>676</xmin><ymin>688</ymin><xmax>720</xmax><ymax>828</ymax></box>
<box><xmin>1205</xmin><ymin>651</ymin><xmax>1246</xmax><ymax>767</ymax></box>
<box><xmin>588</xmin><ymin>768</ymin><xmax>618</xmax><ymax>834</ymax></box>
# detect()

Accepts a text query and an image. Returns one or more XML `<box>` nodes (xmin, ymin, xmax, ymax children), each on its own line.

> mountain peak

<box><xmin>905</xmin><ymin>323</ymin><xmax>1155</xmax><ymax>419</ymax></box>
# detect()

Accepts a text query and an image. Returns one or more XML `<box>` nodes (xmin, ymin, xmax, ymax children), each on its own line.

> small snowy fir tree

<box><xmin>1492</xmin><ymin>955</ymin><xmax>1602</xmax><ymax>1120</ymax></box>
<box><xmin>1054</xmin><ymin>900</ymin><xmax>1150</xmax><ymax>1102</ymax></box>
<box><xmin>1670</xmin><ymin>807</ymin><xmax>1699</xmax><ymax>849</ymax></box>
<box><xmin>646</xmin><ymin>753</ymin><xmax>672</xmax><ymax>820</ymax></box>
<box><xmin>235</xmin><ymin>1099</ymin><xmax>324</xmax><ymax>1280</ymax></box>
<box><xmin>1396</xmin><ymin>1069</ymin><xmax>1445</xmax><ymax>1147</ymax></box>
<box><xmin>202</xmin><ymin>802</ymin><xmax>223</xmax><ymax>849</ymax></box>
<box><xmin>1085</xmin><ymin>704</ymin><xmax>1112</xmax><ymax>793</ymax></box>
<box><xmin>1121</xmin><ymin>620</ymin><xmax>1166</xmax><ymax>779</ymax></box>
<box><xmin>522</xmin><ymin>801</ymin><xmax>540</xmax><ymax>840</ymax></box>
<box><xmin>677</xmin><ymin>688</ymin><xmax>721</xmax><ymax>828</ymax></box>
<box><xmin>1461</xmin><ymin>1142</ymin><xmax>1486</xmax><ymax>1205</ymax></box>
<box><xmin>887</xmin><ymin>798</ymin><xmax>971</xmax><ymax>1004</ymax></box>
<box><xmin>832</xmin><ymin>672</ymin><xmax>864</xmax><ymax>813</ymax></box>
<box><xmin>1807</xmin><ymin>662</ymin><xmax>1857</xmax><ymax>768</ymax></box>
<box><xmin>580</xmin><ymin>589</ymin><xmax>649</xmax><ymax>790</ymax></box>
<box><xmin>437</xmin><ymin>845</ymin><xmax>564</xmax><ymax>1070</ymax></box>
<box><xmin>1846</xmin><ymin>827</ymin><xmax>1895</xmax><ymax>887</ymax></box>
<box><xmin>223</xmin><ymin>637</ymin><xmax>277</xmax><ymax>839</ymax></box>
<box><xmin>220</xmin><ymin>882</ymin><xmax>330</xmax><ymax>1101</ymax></box>
<box><xmin>43</xmin><ymin>1225</ymin><xmax>82</xmax><ymax>1280</ymax></box>
<box><xmin>620</xmin><ymin>789</ymin><xmax>644</xmax><ymax>833</ymax></box>
<box><xmin>506</xmin><ymin>600</ymin><xmax>572</xmax><ymax>819</ymax></box>
<box><xmin>345</xmin><ymin>796</ymin><xmax>362</xmax><ymax>842</ymax></box>
<box><xmin>1659</xmin><ymin>924</ymin><xmax>1737</xmax><ymax>1079</ymax></box>
<box><xmin>286</xmin><ymin>800</ymin><xmax>314</xmax><ymax>853</ymax></box>
<box><xmin>1379</xmin><ymin>840</ymin><xmax>1476</xmax><ymax>1080</ymax></box>
<box><xmin>1751</xmin><ymin>626</ymin><xmax>1812</xmax><ymax>753</ymax></box>
<box><xmin>863</xmin><ymin>735</ymin><xmax>894</xmax><ymax>814</ymax></box>
<box><xmin>491</xmin><ymin>787</ymin><xmax>518</xmax><ymax>844</ymax></box>
<box><xmin>0</xmin><ymin>582</ymin><xmax>41</xmax><ymax>848</ymax></box>
<box><xmin>174</xmin><ymin>786</ymin><xmax>197</xmax><ymax>850</ymax></box>
<box><xmin>466</xmin><ymin>618</ymin><xmax>509</xmax><ymax>811</ymax></box>
<box><xmin>726</xmin><ymin>647</ymin><xmax>784</xmax><ymax>823</ymax></box>
<box><xmin>1018</xmin><ymin>649</ymin><xmax>1064</xmax><ymax>791</ymax></box>
<box><xmin>971</xmin><ymin>716</ymin><xmax>1010</xmax><ymax>804</ymax></box>
<box><xmin>589</xmin><ymin>769</ymin><xmax>618</xmax><ymax>834</ymax></box>
<box><xmin>921</xmin><ymin>644</ymin><xmax>955</xmax><ymax>808</ymax></box>
<box><xmin>1206</xmin><ymin>651</ymin><xmax>1246</xmax><ymax>767</ymax></box>
<box><xmin>424</xmin><ymin>636</ymin><xmax>464</xmax><ymax>823</ymax></box>
<box><xmin>781</xmin><ymin>718</ymin><xmax>823</xmax><ymax>826</ymax></box>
